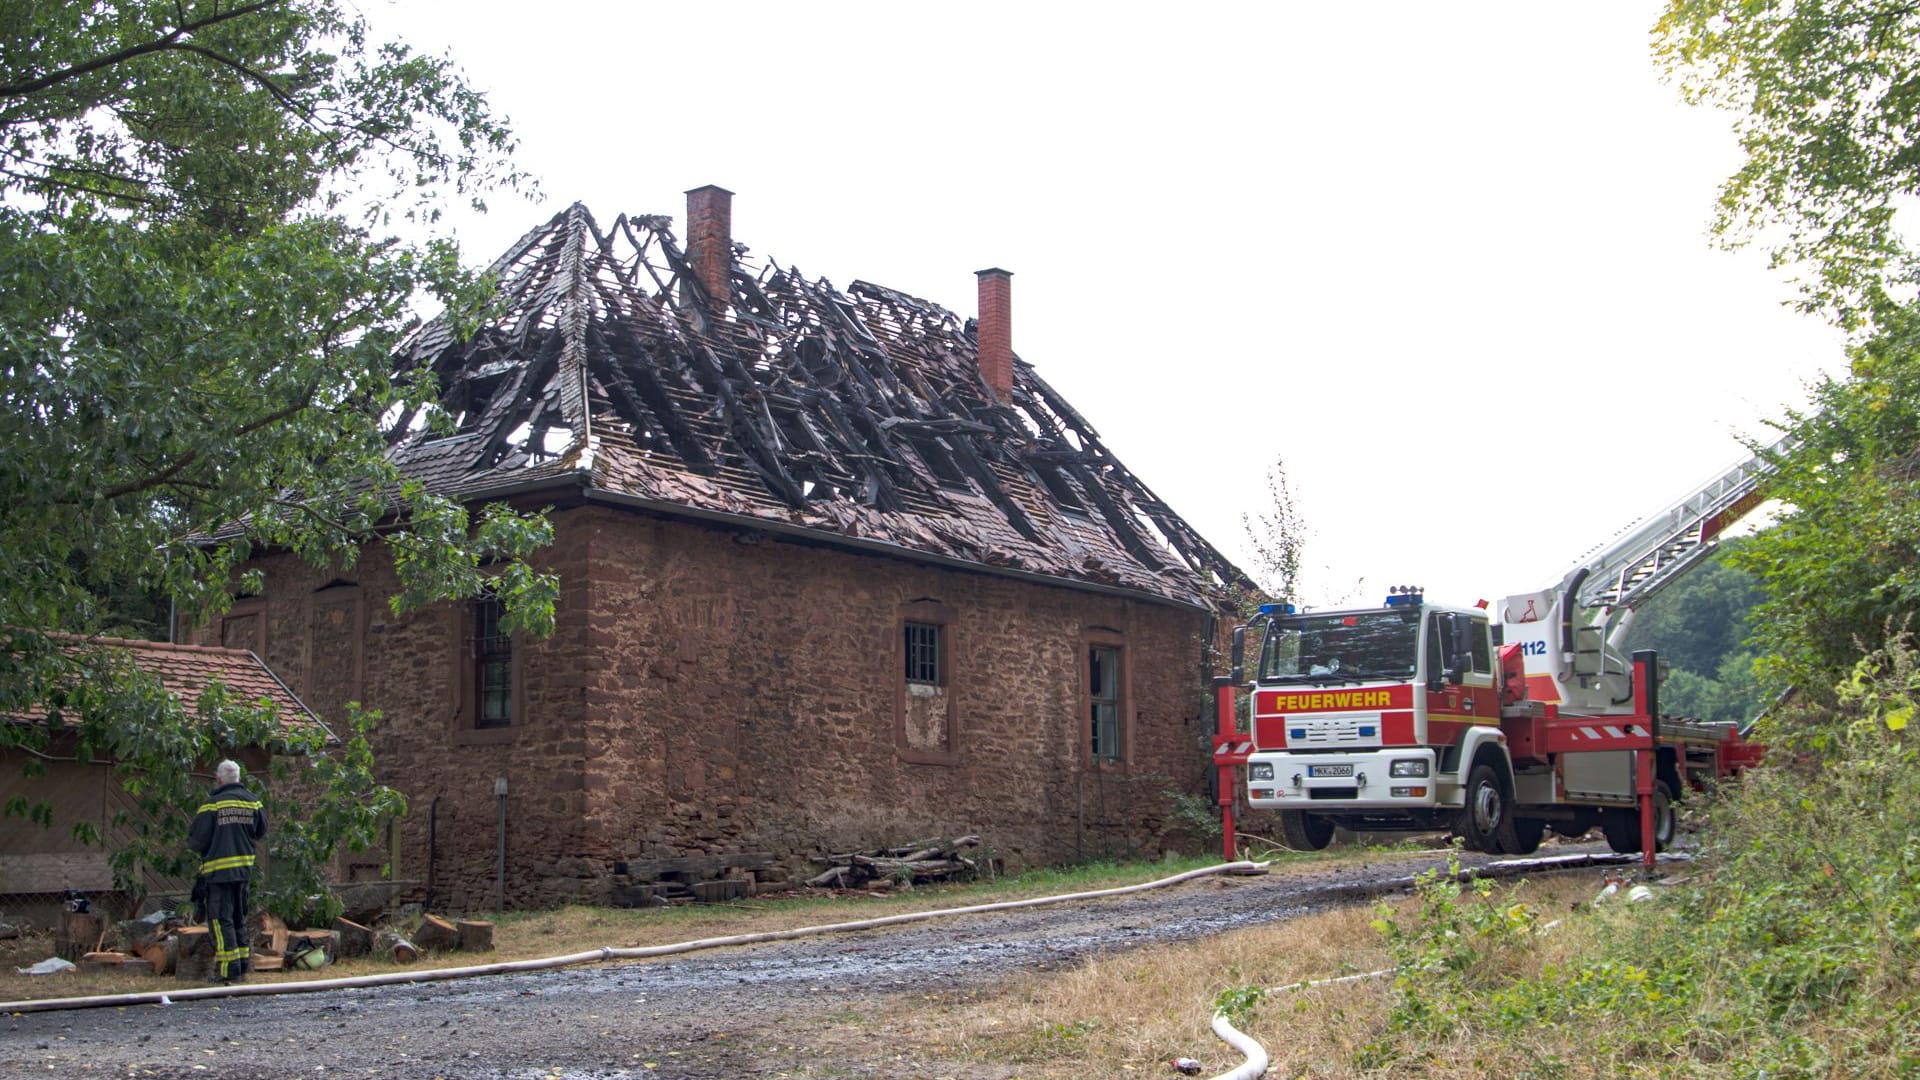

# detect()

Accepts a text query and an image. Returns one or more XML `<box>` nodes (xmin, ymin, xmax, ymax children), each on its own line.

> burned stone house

<box><xmin>191</xmin><ymin>187</ymin><xmax>1252</xmax><ymax>909</ymax></box>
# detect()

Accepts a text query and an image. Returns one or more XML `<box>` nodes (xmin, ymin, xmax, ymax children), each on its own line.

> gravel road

<box><xmin>0</xmin><ymin>846</ymin><xmax>1631</xmax><ymax>1080</ymax></box>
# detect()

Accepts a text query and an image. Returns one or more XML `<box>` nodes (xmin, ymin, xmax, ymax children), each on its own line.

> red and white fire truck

<box><xmin>1211</xmin><ymin>440</ymin><xmax>1783</xmax><ymax>866</ymax></box>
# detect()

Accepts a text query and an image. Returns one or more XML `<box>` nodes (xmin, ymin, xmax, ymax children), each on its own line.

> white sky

<box><xmin>365</xmin><ymin>1</ymin><xmax>1845</xmax><ymax>609</ymax></box>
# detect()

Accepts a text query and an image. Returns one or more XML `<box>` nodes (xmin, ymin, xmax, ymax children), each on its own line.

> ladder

<box><xmin>1559</xmin><ymin>428</ymin><xmax>1798</xmax><ymax>612</ymax></box>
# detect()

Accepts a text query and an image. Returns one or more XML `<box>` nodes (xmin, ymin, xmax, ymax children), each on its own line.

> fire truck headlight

<box><xmin>1249</xmin><ymin>762</ymin><xmax>1274</xmax><ymax>781</ymax></box>
<box><xmin>1390</xmin><ymin>759</ymin><xmax>1429</xmax><ymax>778</ymax></box>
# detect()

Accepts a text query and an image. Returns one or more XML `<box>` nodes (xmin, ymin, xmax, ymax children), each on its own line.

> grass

<box><xmin>851</xmin><ymin>869</ymin><xmax>1612</xmax><ymax>1079</ymax></box>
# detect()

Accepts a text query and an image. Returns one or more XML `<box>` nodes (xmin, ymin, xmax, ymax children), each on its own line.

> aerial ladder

<box><xmin>1211</xmin><ymin>429</ymin><xmax>1793</xmax><ymax>865</ymax></box>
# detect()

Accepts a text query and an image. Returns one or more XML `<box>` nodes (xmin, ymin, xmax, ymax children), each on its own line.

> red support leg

<box><xmin>1636</xmin><ymin>747</ymin><xmax>1656</xmax><ymax>870</ymax></box>
<box><xmin>1216</xmin><ymin>682</ymin><xmax>1238</xmax><ymax>862</ymax></box>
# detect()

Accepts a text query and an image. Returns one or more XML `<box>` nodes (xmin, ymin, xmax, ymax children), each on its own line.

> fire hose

<box><xmin>0</xmin><ymin>860</ymin><xmax>1274</xmax><ymax>1015</ymax></box>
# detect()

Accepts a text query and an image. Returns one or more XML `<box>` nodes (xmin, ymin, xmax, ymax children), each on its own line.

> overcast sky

<box><xmin>365</xmin><ymin>1</ymin><xmax>1845</xmax><ymax>609</ymax></box>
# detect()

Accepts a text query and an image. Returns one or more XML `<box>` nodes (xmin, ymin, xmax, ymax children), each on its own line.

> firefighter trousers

<box><xmin>203</xmin><ymin>879</ymin><xmax>250</xmax><ymax>981</ymax></box>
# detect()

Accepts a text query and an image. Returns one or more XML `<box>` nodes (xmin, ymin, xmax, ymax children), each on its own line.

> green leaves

<box><xmin>1657</xmin><ymin>2</ymin><xmax>1920</xmax><ymax>332</ymax></box>
<box><xmin>0</xmin><ymin>2</ymin><xmax>552</xmax><ymax>910</ymax></box>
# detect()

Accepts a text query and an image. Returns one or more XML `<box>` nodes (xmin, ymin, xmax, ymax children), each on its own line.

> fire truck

<box><xmin>1211</xmin><ymin>439</ymin><xmax>1782</xmax><ymax>866</ymax></box>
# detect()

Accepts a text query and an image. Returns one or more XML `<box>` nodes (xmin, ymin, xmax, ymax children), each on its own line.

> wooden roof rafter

<box><xmin>385</xmin><ymin>201</ymin><xmax>1256</xmax><ymax>608</ymax></box>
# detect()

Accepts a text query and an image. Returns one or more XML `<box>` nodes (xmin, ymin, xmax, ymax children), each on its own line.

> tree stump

<box><xmin>174</xmin><ymin>926</ymin><xmax>215</xmax><ymax>981</ymax></box>
<box><xmin>375</xmin><ymin>930</ymin><xmax>418</xmax><ymax>964</ymax></box>
<box><xmin>454</xmin><ymin>919</ymin><xmax>493</xmax><ymax>952</ymax></box>
<box><xmin>332</xmin><ymin>917</ymin><xmax>374</xmax><ymax>959</ymax></box>
<box><xmin>56</xmin><ymin>912</ymin><xmax>106</xmax><ymax>962</ymax></box>
<box><xmin>413</xmin><ymin>913</ymin><xmax>460</xmax><ymax>952</ymax></box>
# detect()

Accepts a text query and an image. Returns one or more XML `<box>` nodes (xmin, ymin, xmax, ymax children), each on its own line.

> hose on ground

<box><xmin>1207</xmin><ymin>1010</ymin><xmax>1271</xmax><ymax>1080</ymax></box>
<box><xmin>0</xmin><ymin>860</ymin><xmax>1273</xmax><ymax>1015</ymax></box>
<box><xmin>1199</xmin><ymin>850</ymin><xmax>1647</xmax><ymax>1078</ymax></box>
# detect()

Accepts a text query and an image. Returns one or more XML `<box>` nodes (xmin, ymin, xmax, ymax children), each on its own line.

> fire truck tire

<box><xmin>1501</xmin><ymin>815</ymin><xmax>1545</xmax><ymax>856</ymax></box>
<box><xmin>1278</xmin><ymin>810</ymin><xmax>1335</xmax><ymax>851</ymax></box>
<box><xmin>1453</xmin><ymin>762</ymin><xmax>1511</xmax><ymax>853</ymax></box>
<box><xmin>1601</xmin><ymin>782</ymin><xmax>1675</xmax><ymax>853</ymax></box>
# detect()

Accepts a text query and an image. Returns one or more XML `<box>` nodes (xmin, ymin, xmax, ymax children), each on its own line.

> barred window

<box><xmin>904</xmin><ymin>621</ymin><xmax>942</xmax><ymax>685</ymax></box>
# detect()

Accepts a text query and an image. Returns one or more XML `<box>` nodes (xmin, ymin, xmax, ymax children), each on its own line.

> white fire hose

<box><xmin>0</xmin><ymin>860</ymin><xmax>1273</xmax><ymax>1015</ymax></box>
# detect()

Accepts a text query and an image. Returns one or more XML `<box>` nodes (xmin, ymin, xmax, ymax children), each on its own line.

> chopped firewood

<box><xmin>414</xmin><ymin>914</ymin><xmax>460</xmax><ymax>952</ymax></box>
<box><xmin>455</xmin><ymin>919</ymin><xmax>493</xmax><ymax>952</ymax></box>
<box><xmin>810</xmin><ymin>835</ymin><xmax>984</xmax><ymax>889</ymax></box>
<box><xmin>78</xmin><ymin>951</ymin><xmax>125</xmax><ymax>973</ymax></box>
<box><xmin>247</xmin><ymin>911</ymin><xmax>289</xmax><ymax>955</ymax></box>
<box><xmin>137</xmin><ymin>942</ymin><xmax>172</xmax><ymax>976</ymax></box>
<box><xmin>375</xmin><ymin>930</ymin><xmax>418</xmax><ymax>964</ymax></box>
<box><xmin>118</xmin><ymin>916</ymin><xmax>176</xmax><ymax>951</ymax></box>
<box><xmin>332</xmin><ymin>917</ymin><xmax>374</xmax><ymax>959</ymax></box>
<box><xmin>286</xmin><ymin>929</ymin><xmax>336</xmax><ymax>956</ymax></box>
<box><xmin>249</xmin><ymin>954</ymin><xmax>284</xmax><ymax>973</ymax></box>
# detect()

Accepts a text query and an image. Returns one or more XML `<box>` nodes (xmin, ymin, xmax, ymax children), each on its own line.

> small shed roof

<box><xmin>12</xmin><ymin>636</ymin><xmax>329</xmax><ymax>742</ymax></box>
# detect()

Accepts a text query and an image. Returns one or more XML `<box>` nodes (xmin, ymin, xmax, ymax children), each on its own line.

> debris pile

<box><xmin>807</xmin><ymin>834</ymin><xmax>984</xmax><ymax>889</ymax></box>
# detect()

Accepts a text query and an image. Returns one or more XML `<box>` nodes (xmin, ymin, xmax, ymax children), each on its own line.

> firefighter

<box><xmin>188</xmin><ymin>759</ymin><xmax>267</xmax><ymax>983</ymax></box>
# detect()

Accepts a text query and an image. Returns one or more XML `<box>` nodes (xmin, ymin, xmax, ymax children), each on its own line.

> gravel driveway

<box><xmin>0</xmin><ymin>846</ymin><xmax>1633</xmax><ymax>1079</ymax></box>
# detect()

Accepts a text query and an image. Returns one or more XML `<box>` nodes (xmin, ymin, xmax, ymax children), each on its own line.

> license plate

<box><xmin>1309</xmin><ymin>764</ymin><xmax>1353</xmax><ymax>778</ymax></box>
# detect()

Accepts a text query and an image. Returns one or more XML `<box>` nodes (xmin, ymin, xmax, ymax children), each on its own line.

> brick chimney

<box><xmin>975</xmin><ymin>268</ymin><xmax>1013</xmax><ymax>403</ymax></box>
<box><xmin>685</xmin><ymin>184</ymin><xmax>734</xmax><ymax>310</ymax></box>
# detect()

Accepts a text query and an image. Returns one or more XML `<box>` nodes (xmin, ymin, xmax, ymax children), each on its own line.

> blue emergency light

<box><xmin>1258</xmin><ymin>603</ymin><xmax>1297</xmax><ymax>615</ymax></box>
<box><xmin>1382</xmin><ymin>585</ymin><xmax>1423</xmax><ymax>607</ymax></box>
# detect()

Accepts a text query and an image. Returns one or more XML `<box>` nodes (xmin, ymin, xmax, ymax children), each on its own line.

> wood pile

<box><xmin>41</xmin><ymin>905</ymin><xmax>495</xmax><ymax>976</ymax></box>
<box><xmin>806</xmin><ymin>835</ymin><xmax>982</xmax><ymax>889</ymax></box>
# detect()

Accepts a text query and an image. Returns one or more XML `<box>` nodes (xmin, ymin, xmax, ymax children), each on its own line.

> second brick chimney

<box><xmin>685</xmin><ymin>184</ymin><xmax>734</xmax><ymax>310</ymax></box>
<box><xmin>976</xmin><ymin>268</ymin><xmax>1013</xmax><ymax>403</ymax></box>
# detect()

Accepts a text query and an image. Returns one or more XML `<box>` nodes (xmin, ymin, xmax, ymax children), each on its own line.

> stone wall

<box><xmin>577</xmin><ymin>505</ymin><xmax>1216</xmax><ymax>878</ymax></box>
<box><xmin>218</xmin><ymin>499</ymin><xmax>1219</xmax><ymax>910</ymax></box>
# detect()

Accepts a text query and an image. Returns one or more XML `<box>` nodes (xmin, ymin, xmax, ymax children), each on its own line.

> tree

<box><xmin>1657</xmin><ymin>3</ymin><xmax>1920</xmax><ymax>700</ymax></box>
<box><xmin>1656</xmin><ymin>1</ymin><xmax>1920</xmax><ymax>333</ymax></box>
<box><xmin>1623</xmin><ymin>545</ymin><xmax>1767</xmax><ymax>722</ymax></box>
<box><xmin>1240</xmin><ymin>454</ymin><xmax>1306</xmax><ymax>606</ymax></box>
<box><xmin>0</xmin><ymin>2</ymin><xmax>555</xmax><ymax>888</ymax></box>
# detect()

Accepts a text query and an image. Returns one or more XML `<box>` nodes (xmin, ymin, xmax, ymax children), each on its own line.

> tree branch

<box><xmin>96</xmin><ymin>385</ymin><xmax>320</xmax><ymax>502</ymax></box>
<box><xmin>0</xmin><ymin>1</ymin><xmax>285</xmax><ymax>99</ymax></box>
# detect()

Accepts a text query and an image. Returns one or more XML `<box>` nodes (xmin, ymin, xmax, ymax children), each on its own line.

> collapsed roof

<box><xmin>388</xmin><ymin>189</ymin><xmax>1251</xmax><ymax>609</ymax></box>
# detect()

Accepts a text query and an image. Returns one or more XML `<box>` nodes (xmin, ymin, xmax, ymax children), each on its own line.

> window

<box><xmin>473</xmin><ymin>593</ymin><xmax>512</xmax><ymax>729</ymax></box>
<box><xmin>896</xmin><ymin>600</ymin><xmax>957</xmax><ymax>764</ymax></box>
<box><xmin>1089</xmin><ymin>644</ymin><xmax>1122</xmax><ymax>763</ymax></box>
<box><xmin>904</xmin><ymin>621</ymin><xmax>942</xmax><ymax>685</ymax></box>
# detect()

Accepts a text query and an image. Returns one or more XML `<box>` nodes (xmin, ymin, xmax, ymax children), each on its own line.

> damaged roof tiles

<box><xmin>388</xmin><ymin>191</ymin><xmax>1252</xmax><ymax>610</ymax></box>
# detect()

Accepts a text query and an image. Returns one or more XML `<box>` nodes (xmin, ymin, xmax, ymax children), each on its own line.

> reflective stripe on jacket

<box><xmin>188</xmin><ymin>783</ymin><xmax>266</xmax><ymax>883</ymax></box>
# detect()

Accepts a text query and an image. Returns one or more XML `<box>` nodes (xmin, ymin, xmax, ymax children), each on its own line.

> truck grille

<box><xmin>1289</xmin><ymin>716</ymin><xmax>1373</xmax><ymax>745</ymax></box>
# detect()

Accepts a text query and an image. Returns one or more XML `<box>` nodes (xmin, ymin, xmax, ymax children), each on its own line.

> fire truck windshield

<box><xmin>1258</xmin><ymin>609</ymin><xmax>1421</xmax><ymax>683</ymax></box>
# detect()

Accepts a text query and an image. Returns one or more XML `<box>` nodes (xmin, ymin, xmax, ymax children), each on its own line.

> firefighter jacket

<box><xmin>188</xmin><ymin>782</ymin><xmax>267</xmax><ymax>883</ymax></box>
